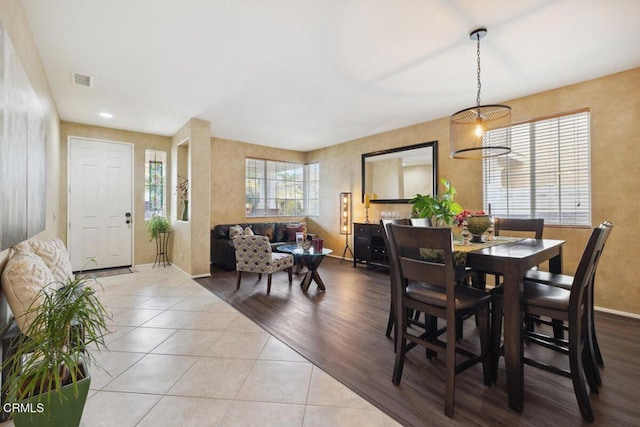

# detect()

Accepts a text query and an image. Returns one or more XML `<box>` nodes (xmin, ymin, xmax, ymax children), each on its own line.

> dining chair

<box><xmin>524</xmin><ymin>221</ymin><xmax>613</xmax><ymax>381</ymax></box>
<box><xmin>491</xmin><ymin>222</ymin><xmax>608</xmax><ymax>422</ymax></box>
<box><xmin>386</xmin><ymin>224</ymin><xmax>492</xmax><ymax>417</ymax></box>
<box><xmin>494</xmin><ymin>217</ymin><xmax>544</xmax><ymax>239</ymax></box>
<box><xmin>488</xmin><ymin>217</ymin><xmax>545</xmax><ymax>289</ymax></box>
<box><xmin>411</xmin><ymin>215</ymin><xmax>479</xmax><ymax>339</ymax></box>
<box><xmin>233</xmin><ymin>235</ymin><xmax>294</xmax><ymax>295</ymax></box>
<box><xmin>380</xmin><ymin>218</ymin><xmax>413</xmax><ymax>345</ymax></box>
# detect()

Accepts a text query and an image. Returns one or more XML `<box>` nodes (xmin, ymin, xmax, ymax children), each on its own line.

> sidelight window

<box><xmin>145</xmin><ymin>150</ymin><xmax>167</xmax><ymax>219</ymax></box>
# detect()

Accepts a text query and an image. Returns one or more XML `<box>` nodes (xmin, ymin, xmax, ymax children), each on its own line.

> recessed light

<box><xmin>99</xmin><ymin>112</ymin><xmax>113</xmax><ymax>119</ymax></box>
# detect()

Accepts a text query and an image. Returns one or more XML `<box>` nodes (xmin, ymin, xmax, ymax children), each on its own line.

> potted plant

<box><xmin>409</xmin><ymin>179</ymin><xmax>463</xmax><ymax>226</ymax></box>
<box><xmin>145</xmin><ymin>215</ymin><xmax>171</xmax><ymax>240</ymax></box>
<box><xmin>1</xmin><ymin>275</ymin><xmax>110</xmax><ymax>426</ymax></box>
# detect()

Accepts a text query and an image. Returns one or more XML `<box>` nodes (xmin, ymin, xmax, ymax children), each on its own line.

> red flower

<box><xmin>455</xmin><ymin>209</ymin><xmax>487</xmax><ymax>227</ymax></box>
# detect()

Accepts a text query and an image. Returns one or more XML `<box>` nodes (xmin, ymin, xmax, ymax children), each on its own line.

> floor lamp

<box><xmin>339</xmin><ymin>192</ymin><xmax>354</xmax><ymax>263</ymax></box>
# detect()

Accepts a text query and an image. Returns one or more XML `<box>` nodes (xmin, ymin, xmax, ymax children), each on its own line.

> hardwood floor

<box><xmin>197</xmin><ymin>257</ymin><xmax>640</xmax><ymax>426</ymax></box>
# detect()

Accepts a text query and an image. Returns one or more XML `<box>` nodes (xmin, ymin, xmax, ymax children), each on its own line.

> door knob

<box><xmin>126</xmin><ymin>219</ymin><xmax>131</xmax><ymax>224</ymax></box>
<box><xmin>125</xmin><ymin>212</ymin><xmax>131</xmax><ymax>217</ymax></box>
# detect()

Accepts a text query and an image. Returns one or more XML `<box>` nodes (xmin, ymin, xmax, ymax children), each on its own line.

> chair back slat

<box><xmin>399</xmin><ymin>257</ymin><xmax>447</xmax><ymax>288</ymax></box>
<box><xmin>494</xmin><ymin>218</ymin><xmax>544</xmax><ymax>239</ymax></box>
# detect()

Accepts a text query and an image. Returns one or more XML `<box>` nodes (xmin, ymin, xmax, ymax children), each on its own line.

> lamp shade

<box><xmin>450</xmin><ymin>104</ymin><xmax>511</xmax><ymax>159</ymax></box>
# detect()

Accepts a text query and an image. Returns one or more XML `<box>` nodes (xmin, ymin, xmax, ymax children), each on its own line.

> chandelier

<box><xmin>450</xmin><ymin>28</ymin><xmax>511</xmax><ymax>159</ymax></box>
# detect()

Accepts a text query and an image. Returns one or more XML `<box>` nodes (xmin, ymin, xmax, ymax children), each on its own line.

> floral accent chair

<box><xmin>233</xmin><ymin>235</ymin><xmax>294</xmax><ymax>295</ymax></box>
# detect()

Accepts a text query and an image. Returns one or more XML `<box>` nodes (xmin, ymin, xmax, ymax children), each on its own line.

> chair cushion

<box><xmin>29</xmin><ymin>238</ymin><xmax>75</xmax><ymax>284</ymax></box>
<box><xmin>270</xmin><ymin>252</ymin><xmax>294</xmax><ymax>272</ymax></box>
<box><xmin>494</xmin><ymin>280</ymin><xmax>571</xmax><ymax>312</ymax></box>
<box><xmin>524</xmin><ymin>270</ymin><xmax>573</xmax><ymax>290</ymax></box>
<box><xmin>243</xmin><ymin>227</ymin><xmax>254</xmax><ymax>236</ymax></box>
<box><xmin>523</xmin><ymin>280</ymin><xmax>571</xmax><ymax>311</ymax></box>
<box><xmin>406</xmin><ymin>282</ymin><xmax>491</xmax><ymax>311</ymax></box>
<box><xmin>1</xmin><ymin>249</ymin><xmax>58</xmax><ymax>334</ymax></box>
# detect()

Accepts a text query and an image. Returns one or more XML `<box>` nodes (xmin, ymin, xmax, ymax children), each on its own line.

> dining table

<box><xmin>461</xmin><ymin>237</ymin><xmax>565</xmax><ymax>412</ymax></box>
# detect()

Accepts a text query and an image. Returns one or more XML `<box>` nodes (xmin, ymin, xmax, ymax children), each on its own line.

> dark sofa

<box><xmin>210</xmin><ymin>222</ymin><xmax>308</xmax><ymax>271</ymax></box>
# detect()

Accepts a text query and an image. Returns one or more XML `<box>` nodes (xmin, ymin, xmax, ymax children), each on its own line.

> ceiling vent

<box><xmin>72</xmin><ymin>72</ymin><xmax>93</xmax><ymax>88</ymax></box>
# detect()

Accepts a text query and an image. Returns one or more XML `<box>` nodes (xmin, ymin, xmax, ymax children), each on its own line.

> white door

<box><xmin>68</xmin><ymin>137</ymin><xmax>133</xmax><ymax>271</ymax></box>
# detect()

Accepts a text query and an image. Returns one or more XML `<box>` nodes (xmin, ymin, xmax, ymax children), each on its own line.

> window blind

<box><xmin>483</xmin><ymin>110</ymin><xmax>590</xmax><ymax>226</ymax></box>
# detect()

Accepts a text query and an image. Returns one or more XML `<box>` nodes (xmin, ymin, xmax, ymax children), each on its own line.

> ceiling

<box><xmin>21</xmin><ymin>0</ymin><xmax>640</xmax><ymax>151</ymax></box>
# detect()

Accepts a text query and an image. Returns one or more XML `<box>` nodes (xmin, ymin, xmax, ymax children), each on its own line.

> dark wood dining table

<box><xmin>464</xmin><ymin>238</ymin><xmax>565</xmax><ymax>412</ymax></box>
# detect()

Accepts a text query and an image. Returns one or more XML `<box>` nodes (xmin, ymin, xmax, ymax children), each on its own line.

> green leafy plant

<box><xmin>145</xmin><ymin>215</ymin><xmax>171</xmax><ymax>240</ymax></box>
<box><xmin>409</xmin><ymin>179</ymin><xmax>463</xmax><ymax>226</ymax></box>
<box><xmin>1</xmin><ymin>274</ymin><xmax>110</xmax><ymax>405</ymax></box>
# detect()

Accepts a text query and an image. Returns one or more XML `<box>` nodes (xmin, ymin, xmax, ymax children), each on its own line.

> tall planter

<box><xmin>11</xmin><ymin>366</ymin><xmax>91</xmax><ymax>427</ymax></box>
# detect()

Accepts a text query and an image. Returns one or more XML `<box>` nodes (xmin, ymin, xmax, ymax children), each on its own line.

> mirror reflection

<box><xmin>362</xmin><ymin>141</ymin><xmax>438</xmax><ymax>203</ymax></box>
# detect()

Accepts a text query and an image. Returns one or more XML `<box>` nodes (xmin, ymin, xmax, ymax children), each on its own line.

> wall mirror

<box><xmin>361</xmin><ymin>141</ymin><xmax>438</xmax><ymax>204</ymax></box>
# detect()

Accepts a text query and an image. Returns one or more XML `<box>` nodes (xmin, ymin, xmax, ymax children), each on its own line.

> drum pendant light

<box><xmin>450</xmin><ymin>28</ymin><xmax>511</xmax><ymax>159</ymax></box>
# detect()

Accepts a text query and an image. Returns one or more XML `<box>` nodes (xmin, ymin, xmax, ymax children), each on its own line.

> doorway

<box><xmin>68</xmin><ymin>137</ymin><xmax>133</xmax><ymax>271</ymax></box>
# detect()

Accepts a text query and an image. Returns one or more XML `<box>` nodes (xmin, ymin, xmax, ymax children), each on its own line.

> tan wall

<box><xmin>210</xmin><ymin>138</ymin><xmax>306</xmax><ymax>227</ymax></box>
<box><xmin>307</xmin><ymin>68</ymin><xmax>640</xmax><ymax>315</ymax></box>
<box><xmin>171</xmin><ymin>119</ymin><xmax>211</xmax><ymax>276</ymax></box>
<box><xmin>0</xmin><ymin>1</ymin><xmax>61</xmax><ymax>322</ymax></box>
<box><xmin>505</xmin><ymin>68</ymin><xmax>640</xmax><ymax>314</ymax></box>
<box><xmin>59</xmin><ymin>122</ymin><xmax>172</xmax><ymax>265</ymax></box>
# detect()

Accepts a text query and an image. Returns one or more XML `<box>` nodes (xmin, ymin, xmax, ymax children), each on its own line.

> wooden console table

<box><xmin>353</xmin><ymin>223</ymin><xmax>388</xmax><ymax>268</ymax></box>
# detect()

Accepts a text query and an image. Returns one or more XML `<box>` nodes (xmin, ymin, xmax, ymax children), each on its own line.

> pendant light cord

<box><xmin>476</xmin><ymin>33</ymin><xmax>482</xmax><ymax>108</ymax></box>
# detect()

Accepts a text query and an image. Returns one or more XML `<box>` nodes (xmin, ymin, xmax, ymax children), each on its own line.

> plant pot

<box><xmin>11</xmin><ymin>367</ymin><xmax>91</xmax><ymax>427</ymax></box>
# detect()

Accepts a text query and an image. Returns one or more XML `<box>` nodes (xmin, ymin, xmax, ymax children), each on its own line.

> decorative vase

<box><xmin>467</xmin><ymin>215</ymin><xmax>491</xmax><ymax>243</ymax></box>
<box><xmin>181</xmin><ymin>200</ymin><xmax>188</xmax><ymax>221</ymax></box>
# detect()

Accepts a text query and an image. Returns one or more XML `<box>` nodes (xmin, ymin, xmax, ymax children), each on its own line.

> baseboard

<box><xmin>133</xmin><ymin>263</ymin><xmax>155</xmax><ymax>269</ymax></box>
<box><xmin>168</xmin><ymin>264</ymin><xmax>211</xmax><ymax>279</ymax></box>
<box><xmin>595</xmin><ymin>305</ymin><xmax>640</xmax><ymax>320</ymax></box>
<box><xmin>327</xmin><ymin>254</ymin><xmax>353</xmax><ymax>262</ymax></box>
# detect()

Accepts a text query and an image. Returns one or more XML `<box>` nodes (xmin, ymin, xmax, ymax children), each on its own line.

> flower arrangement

<box><xmin>456</xmin><ymin>209</ymin><xmax>492</xmax><ymax>241</ymax></box>
<box><xmin>177</xmin><ymin>176</ymin><xmax>189</xmax><ymax>201</ymax></box>
<box><xmin>454</xmin><ymin>209</ymin><xmax>486</xmax><ymax>227</ymax></box>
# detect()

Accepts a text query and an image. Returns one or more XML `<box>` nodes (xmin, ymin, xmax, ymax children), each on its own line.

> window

<box><xmin>145</xmin><ymin>150</ymin><xmax>167</xmax><ymax>219</ymax></box>
<box><xmin>245</xmin><ymin>158</ymin><xmax>320</xmax><ymax>217</ymax></box>
<box><xmin>483</xmin><ymin>110</ymin><xmax>590</xmax><ymax>226</ymax></box>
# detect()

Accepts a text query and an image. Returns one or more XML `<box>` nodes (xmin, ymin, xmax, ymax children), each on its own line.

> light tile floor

<box><xmin>1</xmin><ymin>266</ymin><xmax>401</xmax><ymax>427</ymax></box>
